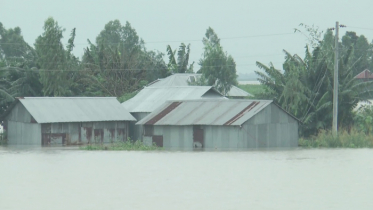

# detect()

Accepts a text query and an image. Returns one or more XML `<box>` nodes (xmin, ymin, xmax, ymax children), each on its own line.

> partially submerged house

<box><xmin>148</xmin><ymin>73</ymin><xmax>252</xmax><ymax>98</ymax></box>
<box><xmin>137</xmin><ymin>100</ymin><xmax>300</xmax><ymax>150</ymax></box>
<box><xmin>1</xmin><ymin>97</ymin><xmax>136</xmax><ymax>145</ymax></box>
<box><xmin>122</xmin><ymin>86</ymin><xmax>225</xmax><ymax>140</ymax></box>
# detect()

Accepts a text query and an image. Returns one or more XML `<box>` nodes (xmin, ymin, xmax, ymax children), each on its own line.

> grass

<box><xmin>299</xmin><ymin>129</ymin><xmax>373</xmax><ymax>148</ymax></box>
<box><xmin>238</xmin><ymin>84</ymin><xmax>265</xmax><ymax>98</ymax></box>
<box><xmin>80</xmin><ymin>140</ymin><xmax>162</xmax><ymax>151</ymax></box>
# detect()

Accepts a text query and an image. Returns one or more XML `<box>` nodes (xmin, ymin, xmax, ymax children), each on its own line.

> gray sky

<box><xmin>1</xmin><ymin>0</ymin><xmax>373</xmax><ymax>75</ymax></box>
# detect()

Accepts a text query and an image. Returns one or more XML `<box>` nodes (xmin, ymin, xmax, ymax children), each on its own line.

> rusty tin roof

<box><xmin>136</xmin><ymin>99</ymin><xmax>294</xmax><ymax>126</ymax></box>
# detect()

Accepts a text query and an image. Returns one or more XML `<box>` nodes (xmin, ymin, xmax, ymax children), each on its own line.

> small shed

<box><xmin>122</xmin><ymin>86</ymin><xmax>225</xmax><ymax>140</ymax></box>
<box><xmin>136</xmin><ymin>100</ymin><xmax>300</xmax><ymax>150</ymax></box>
<box><xmin>1</xmin><ymin>97</ymin><xmax>136</xmax><ymax>145</ymax></box>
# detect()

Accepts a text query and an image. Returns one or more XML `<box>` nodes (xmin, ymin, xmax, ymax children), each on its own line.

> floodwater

<box><xmin>0</xmin><ymin>147</ymin><xmax>372</xmax><ymax>210</ymax></box>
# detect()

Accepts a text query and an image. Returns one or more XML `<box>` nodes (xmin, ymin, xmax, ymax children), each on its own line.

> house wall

<box><xmin>7</xmin><ymin>121</ymin><xmax>41</xmax><ymax>145</ymax></box>
<box><xmin>143</xmin><ymin>125</ymin><xmax>194</xmax><ymax>150</ymax></box>
<box><xmin>5</xmin><ymin>102</ymin><xmax>41</xmax><ymax>145</ymax></box>
<box><xmin>204</xmin><ymin>104</ymin><xmax>298</xmax><ymax>149</ymax></box>
<box><xmin>42</xmin><ymin>121</ymin><xmax>128</xmax><ymax>146</ymax></box>
<box><xmin>129</xmin><ymin>112</ymin><xmax>149</xmax><ymax>141</ymax></box>
<box><xmin>142</xmin><ymin>104</ymin><xmax>298</xmax><ymax>150</ymax></box>
<box><xmin>6</xmin><ymin>102</ymin><xmax>34</xmax><ymax>123</ymax></box>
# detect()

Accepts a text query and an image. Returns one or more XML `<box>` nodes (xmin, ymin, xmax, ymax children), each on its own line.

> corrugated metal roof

<box><xmin>148</xmin><ymin>73</ymin><xmax>252</xmax><ymax>97</ymax></box>
<box><xmin>354</xmin><ymin>69</ymin><xmax>373</xmax><ymax>79</ymax></box>
<box><xmin>122</xmin><ymin>86</ymin><xmax>225</xmax><ymax>113</ymax></box>
<box><xmin>136</xmin><ymin>100</ymin><xmax>274</xmax><ymax>126</ymax></box>
<box><xmin>19</xmin><ymin>97</ymin><xmax>136</xmax><ymax>123</ymax></box>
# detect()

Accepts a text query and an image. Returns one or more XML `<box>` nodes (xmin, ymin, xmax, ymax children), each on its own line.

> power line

<box><xmin>0</xmin><ymin>32</ymin><xmax>296</xmax><ymax>46</ymax></box>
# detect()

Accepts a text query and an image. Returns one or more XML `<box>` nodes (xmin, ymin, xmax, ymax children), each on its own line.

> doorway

<box><xmin>193</xmin><ymin>126</ymin><xmax>204</xmax><ymax>149</ymax></box>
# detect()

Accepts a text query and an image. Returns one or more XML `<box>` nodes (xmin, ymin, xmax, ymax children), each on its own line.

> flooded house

<box><xmin>122</xmin><ymin>86</ymin><xmax>225</xmax><ymax>140</ymax></box>
<box><xmin>147</xmin><ymin>73</ymin><xmax>252</xmax><ymax>98</ymax></box>
<box><xmin>1</xmin><ymin>97</ymin><xmax>136</xmax><ymax>145</ymax></box>
<box><xmin>136</xmin><ymin>100</ymin><xmax>300</xmax><ymax>150</ymax></box>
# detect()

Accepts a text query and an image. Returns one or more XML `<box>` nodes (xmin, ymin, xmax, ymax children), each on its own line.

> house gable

<box><xmin>5</xmin><ymin>102</ymin><xmax>35</xmax><ymax>123</ymax></box>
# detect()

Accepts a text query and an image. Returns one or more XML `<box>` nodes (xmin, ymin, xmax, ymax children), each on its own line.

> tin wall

<box><xmin>7</xmin><ymin>121</ymin><xmax>41</xmax><ymax>145</ymax></box>
<box><xmin>143</xmin><ymin>125</ymin><xmax>193</xmax><ymax>150</ymax></box>
<box><xmin>129</xmin><ymin>112</ymin><xmax>149</xmax><ymax>141</ymax></box>
<box><xmin>7</xmin><ymin>121</ymin><xmax>128</xmax><ymax>146</ymax></box>
<box><xmin>204</xmin><ymin>104</ymin><xmax>298</xmax><ymax>149</ymax></box>
<box><xmin>6</xmin><ymin>102</ymin><xmax>34</xmax><ymax>123</ymax></box>
<box><xmin>143</xmin><ymin>104</ymin><xmax>298</xmax><ymax>149</ymax></box>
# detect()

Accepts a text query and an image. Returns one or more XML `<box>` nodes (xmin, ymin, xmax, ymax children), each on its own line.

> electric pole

<box><xmin>332</xmin><ymin>21</ymin><xmax>339</xmax><ymax>136</ymax></box>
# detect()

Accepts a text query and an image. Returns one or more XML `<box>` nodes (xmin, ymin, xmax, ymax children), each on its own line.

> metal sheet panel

<box><xmin>137</xmin><ymin>100</ymin><xmax>274</xmax><ymax>126</ymax></box>
<box><xmin>19</xmin><ymin>97</ymin><xmax>136</xmax><ymax>123</ymax></box>
<box><xmin>147</xmin><ymin>73</ymin><xmax>252</xmax><ymax>97</ymax></box>
<box><xmin>5</xmin><ymin>103</ymin><xmax>33</xmax><ymax>123</ymax></box>
<box><xmin>122</xmin><ymin>86</ymin><xmax>225</xmax><ymax>113</ymax></box>
<box><xmin>153</xmin><ymin>125</ymin><xmax>193</xmax><ymax>150</ymax></box>
<box><xmin>7</xmin><ymin>121</ymin><xmax>41</xmax><ymax>145</ymax></box>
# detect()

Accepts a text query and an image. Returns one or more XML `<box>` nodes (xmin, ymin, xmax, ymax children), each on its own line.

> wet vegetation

<box><xmin>299</xmin><ymin>129</ymin><xmax>373</xmax><ymax>148</ymax></box>
<box><xmin>80</xmin><ymin>139</ymin><xmax>162</xmax><ymax>151</ymax></box>
<box><xmin>238</xmin><ymin>84</ymin><xmax>265</xmax><ymax>99</ymax></box>
<box><xmin>299</xmin><ymin>106</ymin><xmax>373</xmax><ymax>148</ymax></box>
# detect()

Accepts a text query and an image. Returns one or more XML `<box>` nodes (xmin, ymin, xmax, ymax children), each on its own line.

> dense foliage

<box><xmin>256</xmin><ymin>27</ymin><xmax>373</xmax><ymax>136</ymax></box>
<box><xmin>0</xmin><ymin>19</ymin><xmax>240</xmax><ymax>118</ymax></box>
<box><xmin>196</xmin><ymin>27</ymin><xmax>238</xmax><ymax>96</ymax></box>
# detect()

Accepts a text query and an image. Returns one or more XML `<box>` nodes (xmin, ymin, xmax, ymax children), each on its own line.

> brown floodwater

<box><xmin>0</xmin><ymin>146</ymin><xmax>372</xmax><ymax>210</ymax></box>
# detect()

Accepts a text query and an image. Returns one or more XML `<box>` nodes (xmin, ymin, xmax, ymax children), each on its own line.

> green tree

<box><xmin>0</xmin><ymin>22</ymin><xmax>42</xmax><ymax>117</ymax></box>
<box><xmin>256</xmin><ymin>29</ymin><xmax>373</xmax><ymax>136</ymax></box>
<box><xmin>166</xmin><ymin>43</ymin><xmax>194</xmax><ymax>73</ymax></box>
<box><xmin>341</xmin><ymin>32</ymin><xmax>372</xmax><ymax>75</ymax></box>
<box><xmin>83</xmin><ymin>20</ymin><xmax>169</xmax><ymax>97</ymax></box>
<box><xmin>35</xmin><ymin>17</ymin><xmax>78</xmax><ymax>96</ymax></box>
<box><xmin>0</xmin><ymin>22</ymin><xmax>36</xmax><ymax>65</ymax></box>
<box><xmin>198</xmin><ymin>27</ymin><xmax>237</xmax><ymax>96</ymax></box>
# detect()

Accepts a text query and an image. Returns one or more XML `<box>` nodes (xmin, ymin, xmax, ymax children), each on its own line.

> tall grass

<box><xmin>80</xmin><ymin>139</ymin><xmax>162</xmax><ymax>151</ymax></box>
<box><xmin>299</xmin><ymin>129</ymin><xmax>373</xmax><ymax>148</ymax></box>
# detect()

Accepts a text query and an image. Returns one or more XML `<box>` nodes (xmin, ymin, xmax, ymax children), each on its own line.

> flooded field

<box><xmin>0</xmin><ymin>146</ymin><xmax>372</xmax><ymax>210</ymax></box>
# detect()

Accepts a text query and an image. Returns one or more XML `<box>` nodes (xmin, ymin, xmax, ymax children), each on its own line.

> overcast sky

<box><xmin>1</xmin><ymin>0</ymin><xmax>373</xmax><ymax>75</ymax></box>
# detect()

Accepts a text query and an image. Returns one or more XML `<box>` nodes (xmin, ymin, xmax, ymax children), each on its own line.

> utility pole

<box><xmin>332</xmin><ymin>21</ymin><xmax>339</xmax><ymax>136</ymax></box>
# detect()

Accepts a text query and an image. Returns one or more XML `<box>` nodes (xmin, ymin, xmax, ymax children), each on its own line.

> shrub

<box><xmin>80</xmin><ymin>138</ymin><xmax>162</xmax><ymax>151</ymax></box>
<box><xmin>299</xmin><ymin>129</ymin><xmax>373</xmax><ymax>148</ymax></box>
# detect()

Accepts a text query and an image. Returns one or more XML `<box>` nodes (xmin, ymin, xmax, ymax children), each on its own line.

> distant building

<box><xmin>148</xmin><ymin>73</ymin><xmax>252</xmax><ymax>98</ymax></box>
<box><xmin>1</xmin><ymin>97</ymin><xmax>136</xmax><ymax>145</ymax></box>
<box><xmin>122</xmin><ymin>86</ymin><xmax>225</xmax><ymax>140</ymax></box>
<box><xmin>354</xmin><ymin>69</ymin><xmax>373</xmax><ymax>82</ymax></box>
<box><xmin>136</xmin><ymin>100</ymin><xmax>300</xmax><ymax>150</ymax></box>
